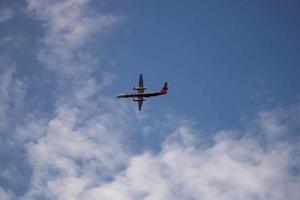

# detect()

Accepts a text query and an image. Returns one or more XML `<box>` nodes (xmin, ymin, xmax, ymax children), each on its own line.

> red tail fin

<box><xmin>160</xmin><ymin>82</ymin><xmax>168</xmax><ymax>93</ymax></box>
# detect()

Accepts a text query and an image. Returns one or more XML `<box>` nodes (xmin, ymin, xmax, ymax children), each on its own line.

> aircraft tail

<box><xmin>160</xmin><ymin>82</ymin><xmax>168</xmax><ymax>93</ymax></box>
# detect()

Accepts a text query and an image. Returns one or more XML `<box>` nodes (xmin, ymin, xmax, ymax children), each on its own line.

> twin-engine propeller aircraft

<box><xmin>117</xmin><ymin>74</ymin><xmax>168</xmax><ymax>111</ymax></box>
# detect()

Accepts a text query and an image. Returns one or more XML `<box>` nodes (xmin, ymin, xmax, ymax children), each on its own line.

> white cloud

<box><xmin>0</xmin><ymin>187</ymin><xmax>14</xmax><ymax>200</ymax></box>
<box><xmin>16</xmin><ymin>101</ymin><xmax>300</xmax><ymax>200</ymax></box>
<box><xmin>27</xmin><ymin>0</ymin><xmax>116</xmax><ymax>47</ymax></box>
<box><xmin>20</xmin><ymin>91</ymin><xmax>132</xmax><ymax>200</ymax></box>
<box><xmin>79</xmin><ymin>107</ymin><xmax>300</xmax><ymax>200</ymax></box>
<box><xmin>26</xmin><ymin>0</ymin><xmax>118</xmax><ymax>77</ymax></box>
<box><xmin>13</xmin><ymin>114</ymin><xmax>48</xmax><ymax>145</ymax></box>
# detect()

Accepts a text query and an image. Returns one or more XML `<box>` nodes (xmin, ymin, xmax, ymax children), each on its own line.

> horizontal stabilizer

<box><xmin>133</xmin><ymin>98</ymin><xmax>146</xmax><ymax>102</ymax></box>
<box><xmin>133</xmin><ymin>87</ymin><xmax>146</xmax><ymax>90</ymax></box>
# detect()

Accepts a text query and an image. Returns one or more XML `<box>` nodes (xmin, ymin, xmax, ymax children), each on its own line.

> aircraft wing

<box><xmin>138</xmin><ymin>100</ymin><xmax>143</xmax><ymax>111</ymax></box>
<box><xmin>139</xmin><ymin>74</ymin><xmax>144</xmax><ymax>88</ymax></box>
<box><xmin>138</xmin><ymin>74</ymin><xmax>144</xmax><ymax>94</ymax></box>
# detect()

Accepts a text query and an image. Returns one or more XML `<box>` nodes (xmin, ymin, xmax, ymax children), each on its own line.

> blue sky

<box><xmin>104</xmin><ymin>0</ymin><xmax>300</xmax><ymax>130</ymax></box>
<box><xmin>0</xmin><ymin>1</ymin><xmax>300</xmax><ymax>199</ymax></box>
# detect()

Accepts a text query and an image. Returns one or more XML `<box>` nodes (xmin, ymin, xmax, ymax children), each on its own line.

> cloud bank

<box><xmin>68</xmin><ymin>105</ymin><xmax>300</xmax><ymax>200</ymax></box>
<box><xmin>17</xmin><ymin>100</ymin><xmax>300</xmax><ymax>200</ymax></box>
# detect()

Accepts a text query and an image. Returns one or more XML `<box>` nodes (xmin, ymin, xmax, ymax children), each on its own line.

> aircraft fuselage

<box><xmin>117</xmin><ymin>91</ymin><xmax>166</xmax><ymax>98</ymax></box>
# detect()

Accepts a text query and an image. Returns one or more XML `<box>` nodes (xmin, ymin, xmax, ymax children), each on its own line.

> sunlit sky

<box><xmin>104</xmin><ymin>0</ymin><xmax>300</xmax><ymax>130</ymax></box>
<box><xmin>1</xmin><ymin>1</ymin><xmax>300</xmax><ymax>199</ymax></box>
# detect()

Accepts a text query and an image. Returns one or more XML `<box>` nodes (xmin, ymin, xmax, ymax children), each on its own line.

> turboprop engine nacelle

<box><xmin>133</xmin><ymin>98</ymin><xmax>146</xmax><ymax>102</ymax></box>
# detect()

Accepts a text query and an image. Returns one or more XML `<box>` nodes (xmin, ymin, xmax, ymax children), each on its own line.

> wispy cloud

<box><xmin>14</xmin><ymin>3</ymin><xmax>130</xmax><ymax>198</ymax></box>
<box><xmin>0</xmin><ymin>64</ymin><xmax>26</xmax><ymax>132</ymax></box>
<box><xmin>26</xmin><ymin>0</ymin><xmax>118</xmax><ymax>78</ymax></box>
<box><xmin>0</xmin><ymin>6</ymin><xmax>14</xmax><ymax>24</ymax></box>
<box><xmin>0</xmin><ymin>35</ymin><xmax>27</xmax><ymax>50</ymax></box>
<box><xmin>0</xmin><ymin>64</ymin><xmax>28</xmax><ymax>199</ymax></box>
<box><xmin>1</xmin><ymin>1</ymin><xmax>120</xmax><ymax>198</ymax></box>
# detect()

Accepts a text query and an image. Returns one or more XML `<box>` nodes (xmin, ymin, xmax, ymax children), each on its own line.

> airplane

<box><xmin>117</xmin><ymin>74</ymin><xmax>168</xmax><ymax>111</ymax></box>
